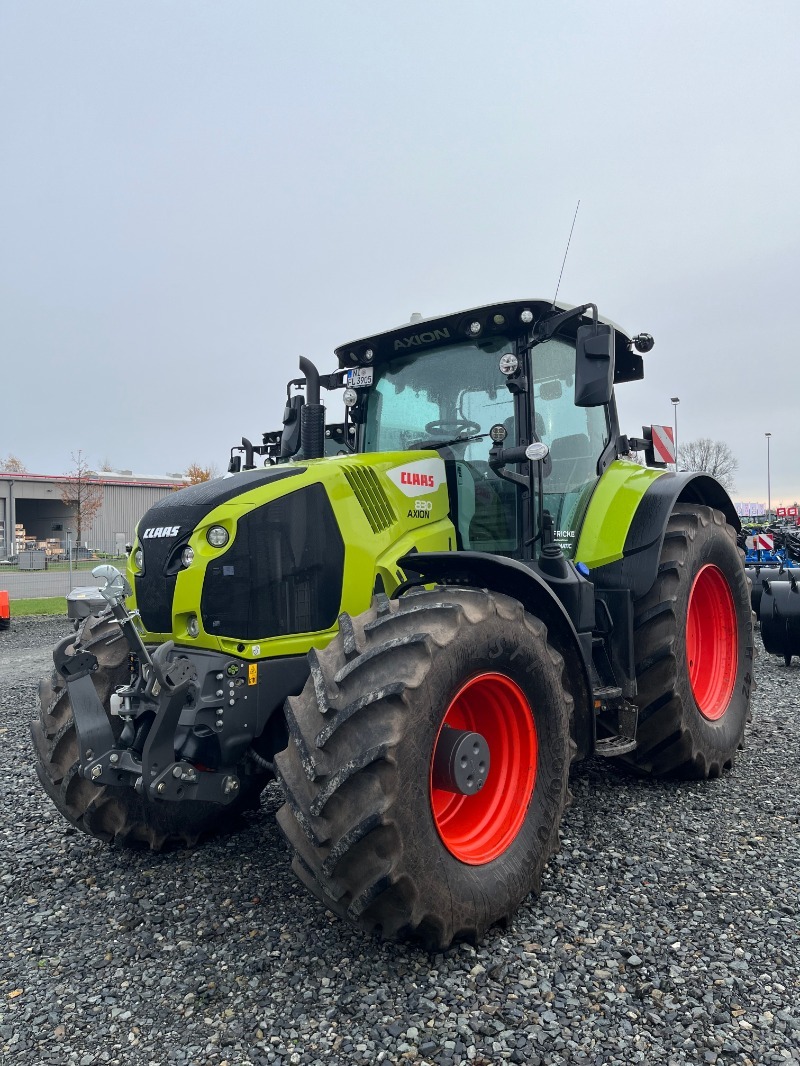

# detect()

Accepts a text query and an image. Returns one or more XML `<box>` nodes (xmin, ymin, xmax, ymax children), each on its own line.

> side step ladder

<box><xmin>593</xmin><ymin>686</ymin><xmax>638</xmax><ymax>757</ymax></box>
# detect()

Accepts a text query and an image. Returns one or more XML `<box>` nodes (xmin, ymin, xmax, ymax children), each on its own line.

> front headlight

<box><xmin>187</xmin><ymin>615</ymin><xmax>200</xmax><ymax>638</ymax></box>
<box><xmin>133</xmin><ymin>548</ymin><xmax>144</xmax><ymax>571</ymax></box>
<box><xmin>207</xmin><ymin>525</ymin><xmax>229</xmax><ymax>548</ymax></box>
<box><xmin>181</xmin><ymin>546</ymin><xmax>195</xmax><ymax>568</ymax></box>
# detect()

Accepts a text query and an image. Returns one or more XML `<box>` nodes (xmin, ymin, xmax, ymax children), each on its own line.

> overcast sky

<box><xmin>1</xmin><ymin>1</ymin><xmax>798</xmax><ymax>503</ymax></box>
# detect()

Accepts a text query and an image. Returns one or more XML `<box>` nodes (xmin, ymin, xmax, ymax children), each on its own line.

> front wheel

<box><xmin>621</xmin><ymin>504</ymin><xmax>754</xmax><ymax>778</ymax></box>
<box><xmin>275</xmin><ymin>588</ymin><xmax>573</xmax><ymax>949</ymax></box>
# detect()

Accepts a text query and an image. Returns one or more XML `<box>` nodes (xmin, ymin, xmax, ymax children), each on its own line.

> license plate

<box><xmin>346</xmin><ymin>367</ymin><xmax>373</xmax><ymax>388</ymax></box>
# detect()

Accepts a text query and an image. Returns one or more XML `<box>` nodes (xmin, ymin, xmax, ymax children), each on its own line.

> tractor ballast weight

<box><xmin>30</xmin><ymin>296</ymin><xmax>753</xmax><ymax>948</ymax></box>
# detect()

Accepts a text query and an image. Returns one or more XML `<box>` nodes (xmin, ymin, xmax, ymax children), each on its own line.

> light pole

<box><xmin>671</xmin><ymin>397</ymin><xmax>680</xmax><ymax>471</ymax></box>
<box><xmin>765</xmin><ymin>432</ymin><xmax>772</xmax><ymax>524</ymax></box>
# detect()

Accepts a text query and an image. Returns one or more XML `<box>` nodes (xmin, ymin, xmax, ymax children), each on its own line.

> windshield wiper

<box><xmin>407</xmin><ymin>433</ymin><xmax>487</xmax><ymax>451</ymax></box>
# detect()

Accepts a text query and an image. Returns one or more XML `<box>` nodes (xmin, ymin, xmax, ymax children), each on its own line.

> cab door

<box><xmin>531</xmin><ymin>337</ymin><xmax>610</xmax><ymax>557</ymax></box>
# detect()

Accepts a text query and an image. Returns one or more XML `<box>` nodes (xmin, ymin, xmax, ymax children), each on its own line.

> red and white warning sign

<box><xmin>651</xmin><ymin>424</ymin><xmax>676</xmax><ymax>465</ymax></box>
<box><xmin>746</xmin><ymin>533</ymin><xmax>774</xmax><ymax>551</ymax></box>
<box><xmin>788</xmin><ymin>507</ymin><xmax>798</xmax><ymax>517</ymax></box>
<box><xmin>776</xmin><ymin>507</ymin><xmax>787</xmax><ymax>517</ymax></box>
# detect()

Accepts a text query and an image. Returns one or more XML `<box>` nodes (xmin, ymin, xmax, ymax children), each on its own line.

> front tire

<box><xmin>621</xmin><ymin>505</ymin><xmax>754</xmax><ymax>778</ymax></box>
<box><xmin>275</xmin><ymin>588</ymin><xmax>573</xmax><ymax>949</ymax></box>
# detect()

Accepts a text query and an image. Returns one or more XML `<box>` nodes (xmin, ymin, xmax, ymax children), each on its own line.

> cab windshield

<box><xmin>363</xmin><ymin>338</ymin><xmax>519</xmax><ymax>552</ymax></box>
<box><xmin>363</xmin><ymin>338</ymin><xmax>515</xmax><ymax>458</ymax></box>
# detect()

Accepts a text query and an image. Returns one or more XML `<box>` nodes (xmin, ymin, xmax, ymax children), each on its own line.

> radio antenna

<box><xmin>552</xmin><ymin>199</ymin><xmax>580</xmax><ymax>308</ymax></box>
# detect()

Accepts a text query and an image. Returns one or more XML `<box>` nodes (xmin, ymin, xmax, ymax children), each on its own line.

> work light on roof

<box><xmin>520</xmin><ymin>309</ymin><xmax>533</xmax><ymax>324</ymax></box>
<box><xmin>468</xmin><ymin>321</ymin><xmax>482</xmax><ymax>336</ymax></box>
<box><xmin>498</xmin><ymin>353</ymin><xmax>519</xmax><ymax>376</ymax></box>
<box><xmin>364</xmin><ymin>348</ymin><xmax>374</xmax><ymax>362</ymax></box>
<box><xmin>493</xmin><ymin>314</ymin><xmax>505</xmax><ymax>326</ymax></box>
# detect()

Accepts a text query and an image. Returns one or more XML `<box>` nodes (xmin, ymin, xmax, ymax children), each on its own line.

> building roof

<box><xmin>0</xmin><ymin>471</ymin><xmax>188</xmax><ymax>489</ymax></box>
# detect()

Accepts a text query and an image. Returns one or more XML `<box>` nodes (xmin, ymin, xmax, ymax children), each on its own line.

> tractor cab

<box><xmin>333</xmin><ymin>299</ymin><xmax>646</xmax><ymax>560</ymax></box>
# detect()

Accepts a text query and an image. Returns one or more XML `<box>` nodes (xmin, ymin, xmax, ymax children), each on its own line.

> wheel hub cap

<box><xmin>431</xmin><ymin>726</ymin><xmax>490</xmax><ymax>796</ymax></box>
<box><xmin>430</xmin><ymin>672</ymin><xmax>537</xmax><ymax>865</ymax></box>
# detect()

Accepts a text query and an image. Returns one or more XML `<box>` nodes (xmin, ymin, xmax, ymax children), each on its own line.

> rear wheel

<box><xmin>621</xmin><ymin>505</ymin><xmax>753</xmax><ymax>778</ymax></box>
<box><xmin>31</xmin><ymin>614</ymin><xmax>267</xmax><ymax>850</ymax></box>
<box><xmin>275</xmin><ymin>588</ymin><xmax>573</xmax><ymax>948</ymax></box>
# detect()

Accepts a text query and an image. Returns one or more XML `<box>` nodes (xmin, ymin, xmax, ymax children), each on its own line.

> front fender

<box><xmin>397</xmin><ymin>550</ymin><xmax>594</xmax><ymax>759</ymax></box>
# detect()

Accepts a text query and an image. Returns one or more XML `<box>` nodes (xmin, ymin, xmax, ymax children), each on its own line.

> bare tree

<box><xmin>61</xmin><ymin>450</ymin><xmax>104</xmax><ymax>548</ymax></box>
<box><xmin>678</xmin><ymin>438</ymin><xmax>738</xmax><ymax>491</ymax></box>
<box><xmin>185</xmin><ymin>462</ymin><xmax>217</xmax><ymax>484</ymax></box>
<box><xmin>1</xmin><ymin>454</ymin><xmax>27</xmax><ymax>472</ymax></box>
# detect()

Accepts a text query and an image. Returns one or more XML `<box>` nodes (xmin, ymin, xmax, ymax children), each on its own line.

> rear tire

<box><xmin>275</xmin><ymin>588</ymin><xmax>573</xmax><ymax>949</ymax></box>
<box><xmin>31</xmin><ymin>614</ymin><xmax>267</xmax><ymax>850</ymax></box>
<box><xmin>621</xmin><ymin>505</ymin><xmax>753</xmax><ymax>778</ymax></box>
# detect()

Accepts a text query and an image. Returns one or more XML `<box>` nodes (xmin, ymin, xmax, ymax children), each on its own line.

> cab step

<box><xmin>593</xmin><ymin>685</ymin><xmax>623</xmax><ymax>705</ymax></box>
<box><xmin>595</xmin><ymin>735</ymin><xmax>638</xmax><ymax>757</ymax></box>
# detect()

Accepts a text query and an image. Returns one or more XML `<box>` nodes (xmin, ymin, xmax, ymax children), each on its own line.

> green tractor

<box><xmin>32</xmin><ymin>298</ymin><xmax>753</xmax><ymax>948</ymax></box>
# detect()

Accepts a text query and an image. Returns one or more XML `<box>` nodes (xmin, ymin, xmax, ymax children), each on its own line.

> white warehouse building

<box><xmin>0</xmin><ymin>471</ymin><xmax>188</xmax><ymax>559</ymax></box>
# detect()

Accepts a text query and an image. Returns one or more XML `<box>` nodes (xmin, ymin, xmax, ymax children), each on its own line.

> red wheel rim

<box><xmin>430</xmin><ymin>673</ymin><xmax>537</xmax><ymax>865</ymax></box>
<box><xmin>686</xmin><ymin>564</ymin><xmax>738</xmax><ymax>720</ymax></box>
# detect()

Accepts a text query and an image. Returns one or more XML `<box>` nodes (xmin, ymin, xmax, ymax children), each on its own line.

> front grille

<box><xmin>342</xmin><ymin>466</ymin><xmax>395</xmax><ymax>533</ymax></box>
<box><xmin>201</xmin><ymin>484</ymin><xmax>344</xmax><ymax>640</ymax></box>
<box><xmin>134</xmin><ymin>466</ymin><xmax>304</xmax><ymax>634</ymax></box>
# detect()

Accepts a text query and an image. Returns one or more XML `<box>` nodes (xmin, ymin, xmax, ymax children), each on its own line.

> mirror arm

<box><xmin>489</xmin><ymin>445</ymin><xmax>531</xmax><ymax>491</ymax></box>
<box><xmin>532</xmin><ymin>302</ymin><xmax>597</xmax><ymax>343</ymax></box>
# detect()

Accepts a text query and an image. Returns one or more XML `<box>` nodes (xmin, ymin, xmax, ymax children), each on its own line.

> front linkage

<box><xmin>53</xmin><ymin>565</ymin><xmax>245</xmax><ymax>807</ymax></box>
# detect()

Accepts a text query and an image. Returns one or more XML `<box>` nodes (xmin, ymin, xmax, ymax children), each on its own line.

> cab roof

<box><xmin>334</xmin><ymin>298</ymin><xmax>644</xmax><ymax>384</ymax></box>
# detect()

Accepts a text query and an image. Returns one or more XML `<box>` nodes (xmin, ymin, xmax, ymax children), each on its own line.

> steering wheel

<box><xmin>424</xmin><ymin>418</ymin><xmax>482</xmax><ymax>437</ymax></box>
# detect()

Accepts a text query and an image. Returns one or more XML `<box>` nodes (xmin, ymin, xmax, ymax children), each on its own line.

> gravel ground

<box><xmin>1</xmin><ymin>616</ymin><xmax>798</xmax><ymax>1066</ymax></box>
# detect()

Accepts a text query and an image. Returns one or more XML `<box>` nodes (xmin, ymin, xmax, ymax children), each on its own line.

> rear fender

<box><xmin>397</xmin><ymin>550</ymin><xmax>594</xmax><ymax>759</ymax></box>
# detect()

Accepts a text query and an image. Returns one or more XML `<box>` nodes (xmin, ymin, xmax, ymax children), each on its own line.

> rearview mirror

<box><xmin>575</xmin><ymin>322</ymin><xmax>614</xmax><ymax>407</ymax></box>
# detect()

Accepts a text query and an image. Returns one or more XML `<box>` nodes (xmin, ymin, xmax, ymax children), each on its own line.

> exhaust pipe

<box><xmin>299</xmin><ymin>357</ymin><xmax>325</xmax><ymax>460</ymax></box>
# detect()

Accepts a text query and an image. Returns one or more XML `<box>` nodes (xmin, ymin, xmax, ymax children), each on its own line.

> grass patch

<box><xmin>31</xmin><ymin>560</ymin><xmax>108</xmax><ymax>573</ymax></box>
<box><xmin>0</xmin><ymin>559</ymin><xmax>122</xmax><ymax>575</ymax></box>
<box><xmin>10</xmin><ymin>597</ymin><xmax>67</xmax><ymax>618</ymax></box>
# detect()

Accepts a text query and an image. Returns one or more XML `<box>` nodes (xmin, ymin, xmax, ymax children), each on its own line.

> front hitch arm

<box><xmin>53</xmin><ymin>633</ymin><xmax>116</xmax><ymax>766</ymax></box>
<box><xmin>54</xmin><ymin>566</ymin><xmax>242</xmax><ymax>805</ymax></box>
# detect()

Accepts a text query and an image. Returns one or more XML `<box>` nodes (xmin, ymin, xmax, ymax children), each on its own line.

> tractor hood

<box><xmin>128</xmin><ymin>454</ymin><xmax>454</xmax><ymax>658</ymax></box>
